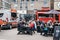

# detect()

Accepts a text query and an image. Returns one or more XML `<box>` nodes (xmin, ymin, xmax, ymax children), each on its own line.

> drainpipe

<box><xmin>50</xmin><ymin>0</ymin><xmax>54</xmax><ymax>10</ymax></box>
<box><xmin>2</xmin><ymin>0</ymin><xmax>5</xmax><ymax>9</ymax></box>
<box><xmin>50</xmin><ymin>0</ymin><xmax>55</xmax><ymax>22</ymax></box>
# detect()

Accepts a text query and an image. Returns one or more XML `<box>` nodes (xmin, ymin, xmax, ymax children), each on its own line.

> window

<box><xmin>11</xmin><ymin>13</ymin><xmax>17</xmax><ymax>17</ymax></box>
<box><xmin>5</xmin><ymin>3</ymin><xmax>11</xmax><ymax>9</ymax></box>
<box><xmin>20</xmin><ymin>2</ymin><xmax>22</xmax><ymax>10</ymax></box>
<box><xmin>0</xmin><ymin>1</ymin><xmax>2</xmax><ymax>8</ymax></box>
<box><xmin>31</xmin><ymin>0</ymin><xmax>34</xmax><ymax>1</ymax></box>
<box><xmin>0</xmin><ymin>13</ymin><xmax>3</xmax><ymax>17</ymax></box>
<box><xmin>13</xmin><ymin>0</ymin><xmax>16</xmax><ymax>2</ymax></box>
<box><xmin>21</xmin><ymin>0</ymin><xmax>24</xmax><ymax>1</ymax></box>
<box><xmin>25</xmin><ymin>6</ymin><xmax>28</xmax><ymax>9</ymax></box>
<box><xmin>20</xmin><ymin>6</ymin><xmax>22</xmax><ymax>10</ymax></box>
<box><xmin>20</xmin><ymin>6</ymin><xmax>22</xmax><ymax>8</ymax></box>
<box><xmin>20</xmin><ymin>2</ymin><xmax>22</xmax><ymax>5</ymax></box>
<box><xmin>36</xmin><ymin>0</ymin><xmax>38</xmax><ymax>1</ymax></box>
<box><xmin>38</xmin><ymin>14</ymin><xmax>53</xmax><ymax>17</ymax></box>
<box><xmin>26</xmin><ymin>0</ymin><xmax>29</xmax><ymax>1</ymax></box>
<box><xmin>54</xmin><ymin>0</ymin><xmax>60</xmax><ymax>2</ymax></box>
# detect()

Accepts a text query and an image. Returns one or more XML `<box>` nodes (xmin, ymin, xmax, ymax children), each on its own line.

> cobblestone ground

<box><xmin>0</xmin><ymin>28</ymin><xmax>53</xmax><ymax>40</ymax></box>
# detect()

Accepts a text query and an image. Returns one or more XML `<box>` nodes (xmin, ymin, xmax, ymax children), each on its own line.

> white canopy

<box><xmin>45</xmin><ymin>10</ymin><xmax>60</xmax><ymax>14</ymax></box>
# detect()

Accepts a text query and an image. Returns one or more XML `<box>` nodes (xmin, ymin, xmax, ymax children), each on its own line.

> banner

<box><xmin>54</xmin><ymin>2</ymin><xmax>60</xmax><ymax>10</ymax></box>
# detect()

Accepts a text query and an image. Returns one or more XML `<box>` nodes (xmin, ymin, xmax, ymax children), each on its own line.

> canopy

<box><xmin>45</xmin><ymin>10</ymin><xmax>60</xmax><ymax>14</ymax></box>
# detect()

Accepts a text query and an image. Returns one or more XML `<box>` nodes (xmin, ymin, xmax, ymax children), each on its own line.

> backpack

<box><xmin>44</xmin><ymin>27</ymin><xmax>48</xmax><ymax>31</ymax></box>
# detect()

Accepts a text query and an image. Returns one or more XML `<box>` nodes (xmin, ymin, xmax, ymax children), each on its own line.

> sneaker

<box><xmin>17</xmin><ymin>32</ymin><xmax>20</xmax><ymax>35</ymax></box>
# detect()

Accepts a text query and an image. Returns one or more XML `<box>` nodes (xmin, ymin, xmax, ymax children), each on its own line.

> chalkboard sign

<box><xmin>53</xmin><ymin>26</ymin><xmax>60</xmax><ymax>40</ymax></box>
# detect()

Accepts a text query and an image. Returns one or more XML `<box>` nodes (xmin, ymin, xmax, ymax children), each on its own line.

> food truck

<box><xmin>0</xmin><ymin>9</ymin><xmax>18</xmax><ymax>29</ymax></box>
<box><xmin>36</xmin><ymin>10</ymin><xmax>60</xmax><ymax>23</ymax></box>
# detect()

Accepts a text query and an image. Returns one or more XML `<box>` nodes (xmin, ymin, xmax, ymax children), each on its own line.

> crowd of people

<box><xmin>17</xmin><ymin>18</ymin><xmax>59</xmax><ymax>36</ymax></box>
<box><xmin>37</xmin><ymin>19</ymin><xmax>54</xmax><ymax>36</ymax></box>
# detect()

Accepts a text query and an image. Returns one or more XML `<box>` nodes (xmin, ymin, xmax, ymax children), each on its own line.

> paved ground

<box><xmin>0</xmin><ymin>28</ymin><xmax>53</xmax><ymax>40</ymax></box>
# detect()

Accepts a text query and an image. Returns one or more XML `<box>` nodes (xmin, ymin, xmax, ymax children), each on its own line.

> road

<box><xmin>0</xmin><ymin>28</ymin><xmax>53</xmax><ymax>40</ymax></box>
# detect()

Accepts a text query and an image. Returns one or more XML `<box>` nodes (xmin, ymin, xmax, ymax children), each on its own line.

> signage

<box><xmin>17</xmin><ymin>10</ymin><xmax>27</xmax><ymax>14</ymax></box>
<box><xmin>58</xmin><ymin>2</ymin><xmax>60</xmax><ymax>8</ymax></box>
<box><xmin>54</xmin><ymin>2</ymin><xmax>60</xmax><ymax>10</ymax></box>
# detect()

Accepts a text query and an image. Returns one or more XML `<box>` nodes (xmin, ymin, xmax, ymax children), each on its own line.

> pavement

<box><xmin>0</xmin><ymin>28</ymin><xmax>53</xmax><ymax>40</ymax></box>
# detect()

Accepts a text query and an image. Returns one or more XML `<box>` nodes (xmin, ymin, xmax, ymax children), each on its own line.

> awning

<box><xmin>37</xmin><ymin>12</ymin><xmax>49</xmax><ymax>14</ymax></box>
<box><xmin>45</xmin><ymin>10</ymin><xmax>60</xmax><ymax>14</ymax></box>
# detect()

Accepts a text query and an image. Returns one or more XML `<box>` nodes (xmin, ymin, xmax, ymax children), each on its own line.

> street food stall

<box><xmin>36</xmin><ymin>10</ymin><xmax>60</xmax><ymax>23</ymax></box>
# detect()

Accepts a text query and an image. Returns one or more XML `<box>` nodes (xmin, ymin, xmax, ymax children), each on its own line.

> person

<box><xmin>43</xmin><ymin>24</ymin><xmax>48</xmax><ymax>36</ymax></box>
<box><xmin>53</xmin><ymin>21</ymin><xmax>58</xmax><ymax>33</ymax></box>
<box><xmin>40</xmin><ymin>23</ymin><xmax>44</xmax><ymax>35</ymax></box>
<box><xmin>29</xmin><ymin>21</ymin><xmax>35</xmax><ymax>33</ymax></box>
<box><xmin>47</xmin><ymin>20</ymin><xmax>53</xmax><ymax>36</ymax></box>
<box><xmin>17</xmin><ymin>19</ymin><xmax>26</xmax><ymax>35</ymax></box>
<box><xmin>40</xmin><ymin>21</ymin><xmax>45</xmax><ymax>35</ymax></box>
<box><xmin>32</xmin><ymin>19</ymin><xmax>37</xmax><ymax>31</ymax></box>
<box><xmin>36</xmin><ymin>19</ymin><xmax>41</xmax><ymax>33</ymax></box>
<box><xmin>0</xmin><ymin>25</ymin><xmax>1</xmax><ymax>32</ymax></box>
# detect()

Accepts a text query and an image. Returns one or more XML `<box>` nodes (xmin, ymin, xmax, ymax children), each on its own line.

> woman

<box><xmin>36</xmin><ymin>19</ymin><xmax>41</xmax><ymax>33</ymax></box>
<box><xmin>29</xmin><ymin>20</ymin><xmax>35</xmax><ymax>34</ymax></box>
<box><xmin>43</xmin><ymin>24</ymin><xmax>48</xmax><ymax>36</ymax></box>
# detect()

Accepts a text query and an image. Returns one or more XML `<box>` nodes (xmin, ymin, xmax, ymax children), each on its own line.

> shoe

<box><xmin>33</xmin><ymin>31</ymin><xmax>35</xmax><ymax>34</ymax></box>
<box><xmin>43</xmin><ymin>34</ymin><xmax>45</xmax><ymax>36</ymax></box>
<box><xmin>17</xmin><ymin>32</ymin><xmax>20</xmax><ymax>35</ymax></box>
<box><xmin>40</xmin><ymin>33</ymin><xmax>42</xmax><ymax>35</ymax></box>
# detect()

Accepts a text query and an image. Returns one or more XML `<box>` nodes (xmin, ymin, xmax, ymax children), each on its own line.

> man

<box><xmin>17</xmin><ymin>19</ymin><xmax>27</xmax><ymax>35</ymax></box>
<box><xmin>29</xmin><ymin>20</ymin><xmax>35</xmax><ymax>33</ymax></box>
<box><xmin>47</xmin><ymin>20</ymin><xmax>53</xmax><ymax>36</ymax></box>
<box><xmin>36</xmin><ymin>19</ymin><xmax>41</xmax><ymax>33</ymax></box>
<box><xmin>17</xmin><ymin>20</ymin><xmax>25</xmax><ymax>34</ymax></box>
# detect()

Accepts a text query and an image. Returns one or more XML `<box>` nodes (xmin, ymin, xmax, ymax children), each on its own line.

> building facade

<box><xmin>0</xmin><ymin>0</ymin><xmax>15</xmax><ymax>9</ymax></box>
<box><xmin>0</xmin><ymin>0</ymin><xmax>60</xmax><ymax>13</ymax></box>
<box><xmin>16</xmin><ymin>0</ymin><xmax>51</xmax><ymax>14</ymax></box>
<box><xmin>0</xmin><ymin>0</ymin><xmax>3</xmax><ymax>9</ymax></box>
<box><xmin>17</xmin><ymin>0</ymin><xmax>50</xmax><ymax>10</ymax></box>
<box><xmin>54</xmin><ymin>0</ymin><xmax>60</xmax><ymax>10</ymax></box>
